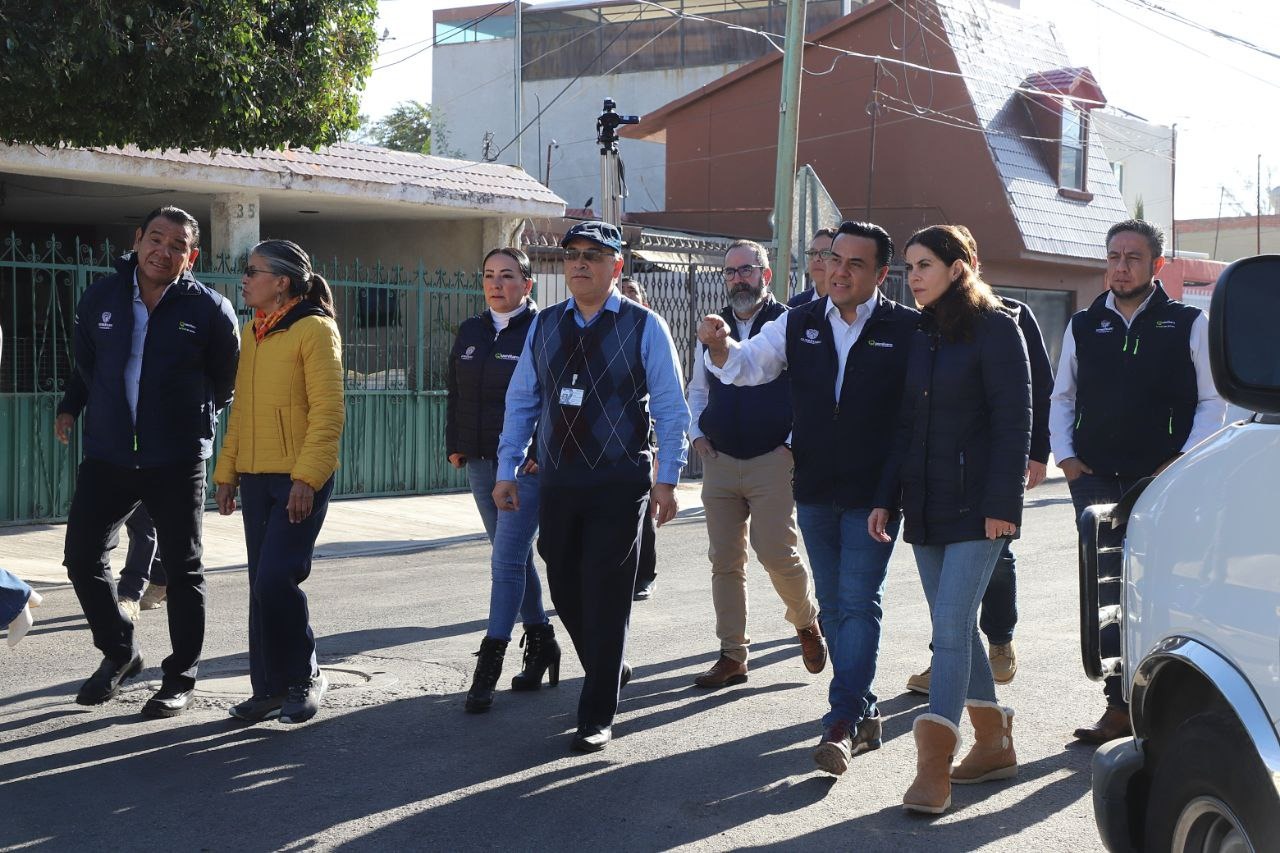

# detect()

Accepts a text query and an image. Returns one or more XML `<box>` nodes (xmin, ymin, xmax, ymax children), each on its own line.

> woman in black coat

<box><xmin>446</xmin><ymin>247</ymin><xmax>558</xmax><ymax>713</ymax></box>
<box><xmin>870</xmin><ymin>225</ymin><xmax>1031</xmax><ymax>814</ymax></box>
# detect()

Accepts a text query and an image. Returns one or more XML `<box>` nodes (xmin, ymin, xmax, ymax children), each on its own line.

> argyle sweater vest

<box><xmin>530</xmin><ymin>299</ymin><xmax>652</xmax><ymax>487</ymax></box>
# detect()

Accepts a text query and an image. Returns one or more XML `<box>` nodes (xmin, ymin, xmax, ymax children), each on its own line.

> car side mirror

<box><xmin>1209</xmin><ymin>254</ymin><xmax>1280</xmax><ymax>415</ymax></box>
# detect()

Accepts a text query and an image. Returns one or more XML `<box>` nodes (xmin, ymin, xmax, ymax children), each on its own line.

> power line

<box><xmin>1120</xmin><ymin>0</ymin><xmax>1280</xmax><ymax>63</ymax></box>
<box><xmin>373</xmin><ymin>2</ymin><xmax>517</xmax><ymax>72</ymax></box>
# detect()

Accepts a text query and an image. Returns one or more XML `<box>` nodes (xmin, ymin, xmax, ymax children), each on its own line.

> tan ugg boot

<box><xmin>903</xmin><ymin>714</ymin><xmax>960</xmax><ymax>814</ymax></box>
<box><xmin>952</xmin><ymin>700</ymin><xmax>1018</xmax><ymax>784</ymax></box>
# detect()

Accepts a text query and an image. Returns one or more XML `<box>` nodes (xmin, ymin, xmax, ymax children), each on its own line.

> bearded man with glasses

<box><xmin>697</xmin><ymin>221</ymin><xmax>919</xmax><ymax>776</ymax></box>
<box><xmin>686</xmin><ymin>239</ymin><xmax>825</xmax><ymax>692</ymax></box>
<box><xmin>495</xmin><ymin>221</ymin><xmax>690</xmax><ymax>753</ymax></box>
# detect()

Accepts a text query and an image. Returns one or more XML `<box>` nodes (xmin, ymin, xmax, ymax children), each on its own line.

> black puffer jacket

<box><xmin>445</xmin><ymin>302</ymin><xmax>537</xmax><ymax>459</ymax></box>
<box><xmin>874</xmin><ymin>303</ymin><xmax>1031</xmax><ymax>545</ymax></box>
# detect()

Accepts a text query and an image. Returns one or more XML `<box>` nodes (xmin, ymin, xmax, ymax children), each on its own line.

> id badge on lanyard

<box><xmin>559</xmin><ymin>374</ymin><xmax>585</xmax><ymax>408</ymax></box>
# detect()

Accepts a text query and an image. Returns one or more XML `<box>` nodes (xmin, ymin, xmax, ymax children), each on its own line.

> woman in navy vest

<box><xmin>870</xmin><ymin>225</ymin><xmax>1031</xmax><ymax>814</ymax></box>
<box><xmin>446</xmin><ymin>247</ymin><xmax>559</xmax><ymax>713</ymax></box>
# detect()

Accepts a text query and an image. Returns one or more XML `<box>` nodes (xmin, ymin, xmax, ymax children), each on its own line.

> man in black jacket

<box><xmin>1050</xmin><ymin>218</ymin><xmax>1225</xmax><ymax>744</ymax></box>
<box><xmin>698</xmin><ymin>221</ymin><xmax>919</xmax><ymax>777</ymax></box>
<box><xmin>63</xmin><ymin>206</ymin><xmax>240</xmax><ymax>717</ymax></box>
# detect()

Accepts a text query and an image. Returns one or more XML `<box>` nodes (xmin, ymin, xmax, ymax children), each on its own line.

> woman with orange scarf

<box><xmin>214</xmin><ymin>239</ymin><xmax>345</xmax><ymax>725</ymax></box>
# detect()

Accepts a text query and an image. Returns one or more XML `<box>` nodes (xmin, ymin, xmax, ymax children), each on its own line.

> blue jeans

<box><xmin>913</xmin><ymin>537</ymin><xmax>1007</xmax><ymax>724</ymax></box>
<box><xmin>796</xmin><ymin>503</ymin><xmax>898</xmax><ymax>728</ymax></box>
<box><xmin>466</xmin><ymin>459</ymin><xmax>548</xmax><ymax>642</ymax></box>
<box><xmin>1</xmin><ymin>568</ymin><xmax>34</xmax><ymax>628</ymax></box>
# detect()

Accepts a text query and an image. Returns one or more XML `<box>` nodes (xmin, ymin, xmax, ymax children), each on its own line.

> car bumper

<box><xmin>1091</xmin><ymin>736</ymin><xmax>1145</xmax><ymax>852</ymax></box>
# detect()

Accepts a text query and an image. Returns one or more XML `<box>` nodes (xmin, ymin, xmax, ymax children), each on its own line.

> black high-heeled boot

<box><xmin>511</xmin><ymin>623</ymin><xmax>561</xmax><ymax>691</ymax></box>
<box><xmin>465</xmin><ymin>637</ymin><xmax>508</xmax><ymax>713</ymax></box>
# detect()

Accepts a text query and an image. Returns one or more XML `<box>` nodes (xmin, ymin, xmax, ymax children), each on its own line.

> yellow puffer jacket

<box><xmin>213</xmin><ymin>305</ymin><xmax>344</xmax><ymax>490</ymax></box>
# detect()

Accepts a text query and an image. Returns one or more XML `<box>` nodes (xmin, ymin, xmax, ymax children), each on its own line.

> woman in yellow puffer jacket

<box><xmin>213</xmin><ymin>239</ymin><xmax>344</xmax><ymax>726</ymax></box>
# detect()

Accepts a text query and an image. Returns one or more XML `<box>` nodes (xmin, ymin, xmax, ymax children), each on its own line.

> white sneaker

<box><xmin>119</xmin><ymin>598</ymin><xmax>141</xmax><ymax>623</ymax></box>
<box><xmin>7</xmin><ymin>605</ymin><xmax>34</xmax><ymax>647</ymax></box>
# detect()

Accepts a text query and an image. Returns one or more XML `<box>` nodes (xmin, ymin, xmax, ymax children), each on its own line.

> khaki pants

<box><xmin>702</xmin><ymin>447</ymin><xmax>818</xmax><ymax>663</ymax></box>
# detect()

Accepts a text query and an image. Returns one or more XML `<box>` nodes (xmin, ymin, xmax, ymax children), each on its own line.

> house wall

<box><xmin>1175</xmin><ymin>215</ymin><xmax>1280</xmax><ymax>262</ymax></box>
<box><xmin>1092</xmin><ymin>111</ymin><xmax>1173</xmax><ymax>233</ymax></box>
<box><xmin>637</xmin><ymin>2</ymin><xmax>1032</xmax><ymax>265</ymax></box>
<box><xmin>432</xmin><ymin>37</ymin><xmax>743</xmax><ymax>216</ymax></box>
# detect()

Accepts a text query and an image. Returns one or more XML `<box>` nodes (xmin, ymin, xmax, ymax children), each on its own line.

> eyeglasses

<box><xmin>562</xmin><ymin>248</ymin><xmax>616</xmax><ymax>263</ymax></box>
<box><xmin>804</xmin><ymin>250</ymin><xmax>827</xmax><ymax>259</ymax></box>
<box><xmin>722</xmin><ymin>264</ymin><xmax>765</xmax><ymax>280</ymax></box>
<box><xmin>243</xmin><ymin>266</ymin><xmax>277</xmax><ymax>278</ymax></box>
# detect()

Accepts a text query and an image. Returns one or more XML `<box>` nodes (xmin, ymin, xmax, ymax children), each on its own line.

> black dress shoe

<box><xmin>142</xmin><ymin>683</ymin><xmax>193</xmax><ymax>718</ymax></box>
<box><xmin>571</xmin><ymin>725</ymin><xmax>612</xmax><ymax>752</ymax></box>
<box><xmin>620</xmin><ymin>663</ymin><xmax>632</xmax><ymax>689</ymax></box>
<box><xmin>75</xmin><ymin>654</ymin><xmax>144</xmax><ymax>706</ymax></box>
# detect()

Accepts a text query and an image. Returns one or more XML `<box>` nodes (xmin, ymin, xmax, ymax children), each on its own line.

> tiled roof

<box><xmin>102</xmin><ymin>141</ymin><xmax>564</xmax><ymax>208</ymax></box>
<box><xmin>935</xmin><ymin>0</ymin><xmax>1128</xmax><ymax>261</ymax></box>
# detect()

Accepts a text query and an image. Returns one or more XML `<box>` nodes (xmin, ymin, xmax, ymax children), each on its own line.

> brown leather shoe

<box><xmin>1073</xmin><ymin>707</ymin><xmax>1131</xmax><ymax>744</ymax></box>
<box><xmin>797</xmin><ymin>623</ymin><xmax>827</xmax><ymax>674</ymax></box>
<box><xmin>693</xmin><ymin>654</ymin><xmax>748</xmax><ymax>688</ymax></box>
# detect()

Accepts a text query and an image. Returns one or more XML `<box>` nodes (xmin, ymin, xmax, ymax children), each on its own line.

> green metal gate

<box><xmin>0</xmin><ymin>235</ymin><xmax>485</xmax><ymax>526</ymax></box>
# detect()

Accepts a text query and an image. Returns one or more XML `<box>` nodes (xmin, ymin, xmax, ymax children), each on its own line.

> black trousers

<box><xmin>633</xmin><ymin>511</ymin><xmax>657</xmax><ymax>591</ymax></box>
<box><xmin>64</xmin><ymin>458</ymin><xmax>207</xmax><ymax>690</ymax></box>
<box><xmin>538</xmin><ymin>479</ymin><xmax>649</xmax><ymax>729</ymax></box>
<box><xmin>1068</xmin><ymin>472</ymin><xmax>1145</xmax><ymax>709</ymax></box>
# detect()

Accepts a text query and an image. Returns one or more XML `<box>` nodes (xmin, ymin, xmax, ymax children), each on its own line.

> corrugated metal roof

<box><xmin>936</xmin><ymin>0</ymin><xmax>1129</xmax><ymax>261</ymax></box>
<box><xmin>102</xmin><ymin>142</ymin><xmax>564</xmax><ymax>207</ymax></box>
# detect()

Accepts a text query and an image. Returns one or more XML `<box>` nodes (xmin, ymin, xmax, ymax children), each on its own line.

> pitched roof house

<box><xmin>624</xmin><ymin>0</ymin><xmax>1140</xmax><ymax>350</ymax></box>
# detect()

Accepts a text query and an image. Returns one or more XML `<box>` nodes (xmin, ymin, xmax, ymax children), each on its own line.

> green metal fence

<box><xmin>0</xmin><ymin>234</ymin><xmax>486</xmax><ymax>526</ymax></box>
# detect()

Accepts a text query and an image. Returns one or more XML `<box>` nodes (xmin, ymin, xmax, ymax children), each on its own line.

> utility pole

<box><xmin>865</xmin><ymin>59</ymin><xmax>882</xmax><ymax>221</ymax></box>
<box><xmin>1170</xmin><ymin>123</ymin><xmax>1177</xmax><ymax>257</ymax></box>
<box><xmin>1257</xmin><ymin>153</ymin><xmax>1262</xmax><ymax>254</ymax></box>
<box><xmin>545</xmin><ymin>139</ymin><xmax>558</xmax><ymax>188</ymax></box>
<box><xmin>597</xmin><ymin>98</ymin><xmax>639</xmax><ymax>227</ymax></box>
<box><xmin>770</xmin><ymin>0</ymin><xmax>808</xmax><ymax>301</ymax></box>
<box><xmin>514</xmin><ymin>1</ymin><xmax>523</xmax><ymax>169</ymax></box>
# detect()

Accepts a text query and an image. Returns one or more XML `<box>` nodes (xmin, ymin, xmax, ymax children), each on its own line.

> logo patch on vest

<box><xmin>1096</xmin><ymin>319</ymin><xmax>1114</xmax><ymax>333</ymax></box>
<box><xmin>461</xmin><ymin>345</ymin><xmax>476</xmax><ymax>360</ymax></box>
<box><xmin>1154</xmin><ymin>320</ymin><xmax>1177</xmax><ymax>329</ymax></box>
<box><xmin>801</xmin><ymin>328</ymin><xmax>821</xmax><ymax>345</ymax></box>
<box><xmin>865</xmin><ymin>339</ymin><xmax>893</xmax><ymax>349</ymax></box>
<box><xmin>98</xmin><ymin>311</ymin><xmax>113</xmax><ymax>330</ymax></box>
<box><xmin>494</xmin><ymin>353</ymin><xmax>520</xmax><ymax>361</ymax></box>
<box><xmin>177</xmin><ymin>321</ymin><xmax>197</xmax><ymax>334</ymax></box>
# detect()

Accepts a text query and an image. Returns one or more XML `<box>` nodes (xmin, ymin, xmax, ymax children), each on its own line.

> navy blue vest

<box><xmin>1071</xmin><ymin>283</ymin><xmax>1199</xmax><ymax>478</ymax></box>
<box><xmin>784</xmin><ymin>294</ymin><xmax>920</xmax><ymax>507</ymax></box>
<box><xmin>530</xmin><ymin>298</ymin><xmax>652</xmax><ymax>487</ymax></box>
<box><xmin>698</xmin><ymin>299</ymin><xmax>792</xmax><ymax>460</ymax></box>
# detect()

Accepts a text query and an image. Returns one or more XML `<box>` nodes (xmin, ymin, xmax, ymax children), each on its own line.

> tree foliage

<box><xmin>0</xmin><ymin>1</ymin><xmax>378</xmax><ymax>152</ymax></box>
<box><xmin>355</xmin><ymin>100</ymin><xmax>460</xmax><ymax>158</ymax></box>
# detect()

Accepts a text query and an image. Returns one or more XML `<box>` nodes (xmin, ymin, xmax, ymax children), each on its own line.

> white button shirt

<box><xmin>1048</xmin><ymin>289</ymin><xmax>1226</xmax><ymax>464</ymax></box>
<box><xmin>704</xmin><ymin>292</ymin><xmax>879</xmax><ymax>401</ymax></box>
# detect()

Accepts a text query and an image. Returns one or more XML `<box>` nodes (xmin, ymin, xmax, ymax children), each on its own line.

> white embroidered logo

<box><xmin>98</xmin><ymin>311</ymin><xmax>113</xmax><ymax>330</ymax></box>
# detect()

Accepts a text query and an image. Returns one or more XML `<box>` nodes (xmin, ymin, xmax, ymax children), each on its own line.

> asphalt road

<box><xmin>0</xmin><ymin>477</ymin><xmax>1109</xmax><ymax>852</ymax></box>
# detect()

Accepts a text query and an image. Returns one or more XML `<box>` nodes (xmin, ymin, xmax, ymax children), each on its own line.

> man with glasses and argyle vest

<box><xmin>495</xmin><ymin>221</ymin><xmax>690</xmax><ymax>753</ymax></box>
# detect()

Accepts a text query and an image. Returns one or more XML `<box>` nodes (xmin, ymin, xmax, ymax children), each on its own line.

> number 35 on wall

<box><xmin>233</xmin><ymin>203</ymin><xmax>257</xmax><ymax>219</ymax></box>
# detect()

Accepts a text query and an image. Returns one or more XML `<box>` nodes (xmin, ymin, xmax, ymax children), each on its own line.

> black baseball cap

<box><xmin>560</xmin><ymin>221</ymin><xmax>623</xmax><ymax>254</ymax></box>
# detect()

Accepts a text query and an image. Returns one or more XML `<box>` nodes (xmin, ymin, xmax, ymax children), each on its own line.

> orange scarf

<box><xmin>253</xmin><ymin>297</ymin><xmax>302</xmax><ymax>343</ymax></box>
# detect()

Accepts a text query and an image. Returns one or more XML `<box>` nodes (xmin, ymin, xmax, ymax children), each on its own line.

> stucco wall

<box><xmin>1093</xmin><ymin>112</ymin><xmax>1173</xmax><ymax>234</ymax></box>
<box><xmin>432</xmin><ymin>36</ymin><xmax>738</xmax><ymax>216</ymax></box>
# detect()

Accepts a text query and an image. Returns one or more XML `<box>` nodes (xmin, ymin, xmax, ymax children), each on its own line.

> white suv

<box><xmin>1080</xmin><ymin>254</ymin><xmax>1280</xmax><ymax>852</ymax></box>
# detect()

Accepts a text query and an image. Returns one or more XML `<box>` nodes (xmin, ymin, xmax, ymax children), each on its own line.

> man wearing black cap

<box><xmin>495</xmin><ymin>221</ymin><xmax>690</xmax><ymax>752</ymax></box>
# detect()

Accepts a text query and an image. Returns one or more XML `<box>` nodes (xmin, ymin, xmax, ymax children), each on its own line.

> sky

<box><xmin>359</xmin><ymin>0</ymin><xmax>1280</xmax><ymax>220</ymax></box>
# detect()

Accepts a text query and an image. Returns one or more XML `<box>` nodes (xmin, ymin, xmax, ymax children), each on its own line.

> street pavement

<box><xmin>0</xmin><ymin>475</ymin><xmax>1108</xmax><ymax>852</ymax></box>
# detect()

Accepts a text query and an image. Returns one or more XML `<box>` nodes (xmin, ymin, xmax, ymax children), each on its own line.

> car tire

<box><xmin>1143</xmin><ymin>711</ymin><xmax>1280</xmax><ymax>852</ymax></box>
